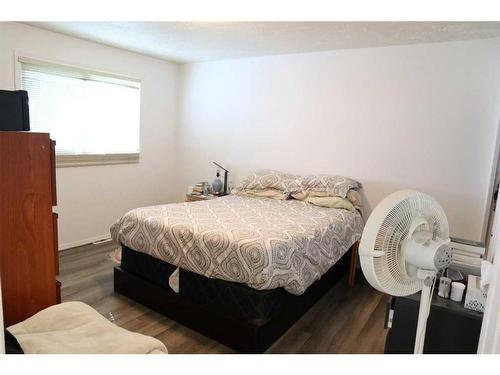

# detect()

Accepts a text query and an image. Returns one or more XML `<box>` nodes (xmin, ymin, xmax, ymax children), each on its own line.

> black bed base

<box><xmin>114</xmin><ymin>247</ymin><xmax>352</xmax><ymax>353</ymax></box>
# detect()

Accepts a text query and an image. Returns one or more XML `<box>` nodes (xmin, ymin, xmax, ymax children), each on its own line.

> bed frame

<box><xmin>114</xmin><ymin>241</ymin><xmax>359</xmax><ymax>353</ymax></box>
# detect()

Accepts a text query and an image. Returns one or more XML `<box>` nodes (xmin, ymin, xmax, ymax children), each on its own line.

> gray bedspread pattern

<box><xmin>110</xmin><ymin>195</ymin><xmax>363</xmax><ymax>295</ymax></box>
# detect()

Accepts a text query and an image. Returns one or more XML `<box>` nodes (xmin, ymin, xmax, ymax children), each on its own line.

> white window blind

<box><xmin>20</xmin><ymin>57</ymin><xmax>141</xmax><ymax>160</ymax></box>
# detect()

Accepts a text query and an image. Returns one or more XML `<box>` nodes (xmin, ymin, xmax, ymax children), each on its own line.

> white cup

<box><xmin>438</xmin><ymin>277</ymin><xmax>451</xmax><ymax>299</ymax></box>
<box><xmin>450</xmin><ymin>282</ymin><xmax>466</xmax><ymax>302</ymax></box>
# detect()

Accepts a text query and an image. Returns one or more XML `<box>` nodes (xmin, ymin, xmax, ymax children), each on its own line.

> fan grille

<box><xmin>371</xmin><ymin>191</ymin><xmax>449</xmax><ymax>296</ymax></box>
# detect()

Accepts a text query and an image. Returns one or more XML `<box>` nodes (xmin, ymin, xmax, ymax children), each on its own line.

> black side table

<box><xmin>385</xmin><ymin>292</ymin><xmax>483</xmax><ymax>353</ymax></box>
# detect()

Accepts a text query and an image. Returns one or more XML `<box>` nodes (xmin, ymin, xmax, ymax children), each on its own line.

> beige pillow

<box><xmin>303</xmin><ymin>196</ymin><xmax>356</xmax><ymax>211</ymax></box>
<box><xmin>235</xmin><ymin>188</ymin><xmax>288</xmax><ymax>200</ymax></box>
<box><xmin>292</xmin><ymin>191</ymin><xmax>333</xmax><ymax>200</ymax></box>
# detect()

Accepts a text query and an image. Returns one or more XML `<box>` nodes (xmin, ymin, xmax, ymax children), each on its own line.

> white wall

<box><xmin>2</xmin><ymin>22</ymin><xmax>499</xmax><ymax>246</ymax></box>
<box><xmin>178</xmin><ymin>38</ymin><xmax>500</xmax><ymax>242</ymax></box>
<box><xmin>0</xmin><ymin>22</ymin><xmax>179</xmax><ymax>249</ymax></box>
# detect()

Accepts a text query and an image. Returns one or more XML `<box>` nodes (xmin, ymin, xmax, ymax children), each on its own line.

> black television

<box><xmin>0</xmin><ymin>90</ymin><xmax>30</xmax><ymax>131</ymax></box>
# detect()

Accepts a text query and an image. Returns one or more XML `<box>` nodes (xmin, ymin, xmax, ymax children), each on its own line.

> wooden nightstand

<box><xmin>185</xmin><ymin>193</ymin><xmax>219</xmax><ymax>202</ymax></box>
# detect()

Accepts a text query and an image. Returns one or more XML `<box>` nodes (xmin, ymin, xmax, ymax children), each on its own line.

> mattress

<box><xmin>120</xmin><ymin>245</ymin><xmax>352</xmax><ymax>324</ymax></box>
<box><xmin>111</xmin><ymin>195</ymin><xmax>363</xmax><ymax>295</ymax></box>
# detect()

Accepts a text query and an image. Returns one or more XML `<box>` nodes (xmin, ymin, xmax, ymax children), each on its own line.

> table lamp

<box><xmin>213</xmin><ymin>162</ymin><xmax>229</xmax><ymax>196</ymax></box>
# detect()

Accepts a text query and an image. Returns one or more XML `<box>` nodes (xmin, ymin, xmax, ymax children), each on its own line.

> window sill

<box><xmin>56</xmin><ymin>153</ymin><xmax>140</xmax><ymax>168</ymax></box>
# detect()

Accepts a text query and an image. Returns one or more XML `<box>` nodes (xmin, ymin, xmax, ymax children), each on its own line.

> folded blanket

<box><xmin>8</xmin><ymin>301</ymin><xmax>168</xmax><ymax>354</ymax></box>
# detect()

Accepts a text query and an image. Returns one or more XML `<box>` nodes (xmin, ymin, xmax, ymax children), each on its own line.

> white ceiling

<box><xmin>26</xmin><ymin>22</ymin><xmax>500</xmax><ymax>63</ymax></box>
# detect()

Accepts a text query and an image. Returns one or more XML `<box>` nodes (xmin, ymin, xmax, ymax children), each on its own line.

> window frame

<box><xmin>15</xmin><ymin>52</ymin><xmax>142</xmax><ymax>168</ymax></box>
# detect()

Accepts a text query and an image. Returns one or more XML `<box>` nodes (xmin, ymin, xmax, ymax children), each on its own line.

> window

<box><xmin>19</xmin><ymin>57</ymin><xmax>141</xmax><ymax>167</ymax></box>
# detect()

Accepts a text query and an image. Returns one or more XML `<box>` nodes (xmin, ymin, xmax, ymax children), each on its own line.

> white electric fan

<box><xmin>359</xmin><ymin>190</ymin><xmax>453</xmax><ymax>354</ymax></box>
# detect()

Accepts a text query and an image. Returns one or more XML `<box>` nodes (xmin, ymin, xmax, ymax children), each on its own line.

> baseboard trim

<box><xmin>59</xmin><ymin>234</ymin><xmax>111</xmax><ymax>251</ymax></box>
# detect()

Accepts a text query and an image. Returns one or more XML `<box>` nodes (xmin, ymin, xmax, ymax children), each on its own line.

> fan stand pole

<box><xmin>414</xmin><ymin>273</ymin><xmax>435</xmax><ymax>354</ymax></box>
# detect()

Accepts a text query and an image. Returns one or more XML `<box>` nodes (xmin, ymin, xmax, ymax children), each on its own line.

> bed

<box><xmin>111</xmin><ymin>193</ymin><xmax>363</xmax><ymax>352</ymax></box>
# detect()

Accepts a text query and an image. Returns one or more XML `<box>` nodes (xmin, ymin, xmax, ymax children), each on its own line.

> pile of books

<box><xmin>192</xmin><ymin>182</ymin><xmax>208</xmax><ymax>196</ymax></box>
<box><xmin>449</xmin><ymin>237</ymin><xmax>485</xmax><ymax>276</ymax></box>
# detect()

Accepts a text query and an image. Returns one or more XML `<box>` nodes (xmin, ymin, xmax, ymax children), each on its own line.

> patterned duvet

<box><xmin>110</xmin><ymin>195</ymin><xmax>363</xmax><ymax>295</ymax></box>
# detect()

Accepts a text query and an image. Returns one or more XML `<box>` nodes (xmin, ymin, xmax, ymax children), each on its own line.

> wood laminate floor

<box><xmin>59</xmin><ymin>241</ymin><xmax>388</xmax><ymax>354</ymax></box>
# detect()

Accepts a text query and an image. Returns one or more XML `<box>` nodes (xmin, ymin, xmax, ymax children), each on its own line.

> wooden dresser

<box><xmin>0</xmin><ymin>131</ymin><xmax>60</xmax><ymax>326</ymax></box>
